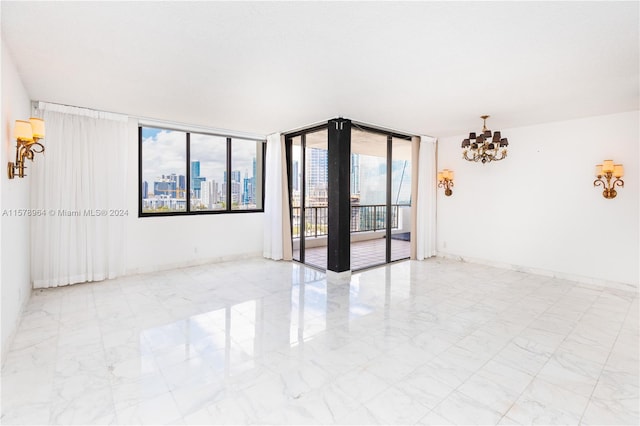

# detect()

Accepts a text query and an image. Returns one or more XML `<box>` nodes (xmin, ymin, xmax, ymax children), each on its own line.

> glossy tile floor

<box><xmin>1</xmin><ymin>258</ymin><xmax>638</xmax><ymax>425</ymax></box>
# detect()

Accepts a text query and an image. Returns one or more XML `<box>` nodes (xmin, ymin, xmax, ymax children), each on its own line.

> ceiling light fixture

<box><xmin>461</xmin><ymin>115</ymin><xmax>509</xmax><ymax>163</ymax></box>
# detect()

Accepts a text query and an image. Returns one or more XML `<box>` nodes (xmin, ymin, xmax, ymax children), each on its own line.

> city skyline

<box><xmin>290</xmin><ymin>147</ymin><xmax>412</xmax><ymax>206</ymax></box>
<box><xmin>142</xmin><ymin>161</ymin><xmax>257</xmax><ymax>211</ymax></box>
<box><xmin>141</xmin><ymin>127</ymin><xmax>262</xmax><ymax>212</ymax></box>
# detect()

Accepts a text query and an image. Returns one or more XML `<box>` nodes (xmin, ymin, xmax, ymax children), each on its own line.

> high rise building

<box><xmin>191</xmin><ymin>161</ymin><xmax>206</xmax><ymax>198</ymax></box>
<box><xmin>232</xmin><ymin>181</ymin><xmax>240</xmax><ymax>204</ymax></box>
<box><xmin>251</xmin><ymin>158</ymin><xmax>257</xmax><ymax>204</ymax></box>
<box><xmin>351</xmin><ymin>153</ymin><xmax>360</xmax><ymax>195</ymax></box>
<box><xmin>307</xmin><ymin>148</ymin><xmax>328</xmax><ymax>191</ymax></box>
<box><xmin>292</xmin><ymin>160</ymin><xmax>299</xmax><ymax>191</ymax></box>
<box><xmin>221</xmin><ymin>180</ymin><xmax>242</xmax><ymax>205</ymax></box>
<box><xmin>252</xmin><ymin>158</ymin><xmax>256</xmax><ymax>181</ymax></box>
<box><xmin>243</xmin><ymin>175</ymin><xmax>254</xmax><ymax>206</ymax></box>
<box><xmin>142</xmin><ymin>181</ymin><xmax>148</xmax><ymax>199</ymax></box>
<box><xmin>154</xmin><ymin>179</ymin><xmax>176</xmax><ymax>198</ymax></box>
<box><xmin>191</xmin><ymin>161</ymin><xmax>200</xmax><ymax>179</ymax></box>
<box><xmin>201</xmin><ymin>180</ymin><xmax>219</xmax><ymax>209</ymax></box>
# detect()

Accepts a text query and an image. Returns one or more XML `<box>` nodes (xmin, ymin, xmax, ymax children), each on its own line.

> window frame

<box><xmin>138</xmin><ymin>125</ymin><xmax>266</xmax><ymax>217</ymax></box>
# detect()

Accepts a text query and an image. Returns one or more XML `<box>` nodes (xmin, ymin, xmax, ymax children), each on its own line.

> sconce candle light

<box><xmin>437</xmin><ymin>169</ymin><xmax>454</xmax><ymax>196</ymax></box>
<box><xmin>8</xmin><ymin>118</ymin><xmax>45</xmax><ymax>179</ymax></box>
<box><xmin>594</xmin><ymin>159</ymin><xmax>624</xmax><ymax>199</ymax></box>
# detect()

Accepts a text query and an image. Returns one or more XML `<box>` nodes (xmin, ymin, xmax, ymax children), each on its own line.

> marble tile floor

<box><xmin>1</xmin><ymin>258</ymin><xmax>638</xmax><ymax>425</ymax></box>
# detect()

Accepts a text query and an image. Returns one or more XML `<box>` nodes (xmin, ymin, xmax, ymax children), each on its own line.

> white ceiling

<box><xmin>2</xmin><ymin>1</ymin><xmax>638</xmax><ymax>138</ymax></box>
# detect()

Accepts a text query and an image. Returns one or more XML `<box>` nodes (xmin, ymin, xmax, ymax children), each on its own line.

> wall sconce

<box><xmin>7</xmin><ymin>118</ymin><xmax>45</xmax><ymax>179</ymax></box>
<box><xmin>594</xmin><ymin>160</ymin><xmax>624</xmax><ymax>199</ymax></box>
<box><xmin>437</xmin><ymin>169</ymin><xmax>454</xmax><ymax>196</ymax></box>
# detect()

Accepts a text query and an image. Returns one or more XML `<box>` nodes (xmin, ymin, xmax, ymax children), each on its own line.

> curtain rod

<box><xmin>32</xmin><ymin>101</ymin><xmax>434</xmax><ymax>140</ymax></box>
<box><xmin>32</xmin><ymin>100</ymin><xmax>267</xmax><ymax>141</ymax></box>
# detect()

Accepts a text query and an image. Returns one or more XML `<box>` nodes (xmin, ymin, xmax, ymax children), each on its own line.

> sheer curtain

<box><xmin>263</xmin><ymin>133</ymin><xmax>292</xmax><ymax>260</ymax></box>
<box><xmin>31</xmin><ymin>102</ymin><xmax>129</xmax><ymax>288</ymax></box>
<box><xmin>416</xmin><ymin>135</ymin><xmax>437</xmax><ymax>260</ymax></box>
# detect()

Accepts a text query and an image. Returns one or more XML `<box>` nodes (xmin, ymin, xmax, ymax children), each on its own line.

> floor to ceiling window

<box><xmin>350</xmin><ymin>126</ymin><xmax>412</xmax><ymax>270</ymax></box>
<box><xmin>286</xmin><ymin>120</ymin><xmax>413</xmax><ymax>272</ymax></box>
<box><xmin>289</xmin><ymin>127</ymin><xmax>329</xmax><ymax>270</ymax></box>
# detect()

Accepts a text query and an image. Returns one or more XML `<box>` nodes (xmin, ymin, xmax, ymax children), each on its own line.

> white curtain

<box><xmin>263</xmin><ymin>133</ymin><xmax>292</xmax><ymax>260</ymax></box>
<box><xmin>31</xmin><ymin>102</ymin><xmax>129</xmax><ymax>288</ymax></box>
<box><xmin>416</xmin><ymin>135</ymin><xmax>437</xmax><ymax>260</ymax></box>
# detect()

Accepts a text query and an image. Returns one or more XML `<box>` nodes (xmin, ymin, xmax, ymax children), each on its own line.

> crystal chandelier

<box><xmin>461</xmin><ymin>115</ymin><xmax>509</xmax><ymax>163</ymax></box>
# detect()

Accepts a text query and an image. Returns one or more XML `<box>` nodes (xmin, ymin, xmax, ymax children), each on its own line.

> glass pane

<box><xmin>231</xmin><ymin>139</ymin><xmax>263</xmax><ymax>210</ymax></box>
<box><xmin>391</xmin><ymin>137</ymin><xmax>412</xmax><ymax>261</ymax></box>
<box><xmin>141</xmin><ymin>127</ymin><xmax>187</xmax><ymax>213</ymax></box>
<box><xmin>291</xmin><ymin>136</ymin><xmax>302</xmax><ymax>262</ymax></box>
<box><xmin>350</xmin><ymin>129</ymin><xmax>387</xmax><ymax>270</ymax></box>
<box><xmin>190</xmin><ymin>134</ymin><xmax>227</xmax><ymax>211</ymax></box>
<box><xmin>304</xmin><ymin>129</ymin><xmax>328</xmax><ymax>270</ymax></box>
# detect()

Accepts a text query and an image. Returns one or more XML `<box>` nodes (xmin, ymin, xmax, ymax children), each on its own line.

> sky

<box><xmin>141</xmin><ymin>127</ymin><xmax>261</xmax><ymax>187</ymax></box>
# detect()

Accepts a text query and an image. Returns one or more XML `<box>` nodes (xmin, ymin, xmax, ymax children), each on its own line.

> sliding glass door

<box><xmin>391</xmin><ymin>137</ymin><xmax>412</xmax><ymax>262</ymax></box>
<box><xmin>287</xmin><ymin>121</ymin><xmax>412</xmax><ymax>272</ymax></box>
<box><xmin>289</xmin><ymin>127</ymin><xmax>329</xmax><ymax>270</ymax></box>
<box><xmin>350</xmin><ymin>127</ymin><xmax>412</xmax><ymax>270</ymax></box>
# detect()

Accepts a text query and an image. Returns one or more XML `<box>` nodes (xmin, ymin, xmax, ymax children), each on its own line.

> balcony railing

<box><xmin>291</xmin><ymin>204</ymin><xmax>409</xmax><ymax>239</ymax></box>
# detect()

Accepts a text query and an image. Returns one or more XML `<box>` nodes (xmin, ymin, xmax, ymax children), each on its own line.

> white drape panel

<box><xmin>263</xmin><ymin>133</ymin><xmax>285</xmax><ymax>260</ymax></box>
<box><xmin>31</xmin><ymin>102</ymin><xmax>128</xmax><ymax>288</ymax></box>
<box><xmin>416</xmin><ymin>135</ymin><xmax>437</xmax><ymax>260</ymax></box>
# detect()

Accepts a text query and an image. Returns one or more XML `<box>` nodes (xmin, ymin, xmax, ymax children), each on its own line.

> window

<box><xmin>139</xmin><ymin>126</ymin><xmax>265</xmax><ymax>216</ymax></box>
<box><xmin>231</xmin><ymin>138</ymin><xmax>263</xmax><ymax>210</ymax></box>
<box><xmin>140</xmin><ymin>128</ymin><xmax>187</xmax><ymax>213</ymax></box>
<box><xmin>190</xmin><ymin>134</ymin><xmax>227</xmax><ymax>212</ymax></box>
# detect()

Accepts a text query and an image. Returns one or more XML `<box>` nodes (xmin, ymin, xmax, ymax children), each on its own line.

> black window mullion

<box><xmin>261</xmin><ymin>141</ymin><xmax>267</xmax><ymax>210</ymax></box>
<box><xmin>226</xmin><ymin>137</ymin><xmax>232</xmax><ymax>212</ymax></box>
<box><xmin>386</xmin><ymin>135</ymin><xmax>392</xmax><ymax>264</ymax></box>
<box><xmin>186</xmin><ymin>133</ymin><xmax>191</xmax><ymax>213</ymax></box>
<box><xmin>300</xmin><ymin>134</ymin><xmax>306</xmax><ymax>263</ymax></box>
<box><xmin>138</xmin><ymin>126</ymin><xmax>143</xmax><ymax>217</ymax></box>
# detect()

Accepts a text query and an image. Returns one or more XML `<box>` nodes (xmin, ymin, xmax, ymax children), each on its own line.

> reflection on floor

<box><xmin>295</xmin><ymin>237</ymin><xmax>411</xmax><ymax>270</ymax></box>
<box><xmin>1</xmin><ymin>258</ymin><xmax>638</xmax><ymax>425</ymax></box>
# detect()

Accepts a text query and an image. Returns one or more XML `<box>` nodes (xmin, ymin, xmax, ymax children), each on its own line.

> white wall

<box><xmin>1</xmin><ymin>41</ymin><xmax>32</xmax><ymax>363</ymax></box>
<box><xmin>123</xmin><ymin>120</ymin><xmax>264</xmax><ymax>274</ymax></box>
<box><xmin>437</xmin><ymin>111</ymin><xmax>639</xmax><ymax>288</ymax></box>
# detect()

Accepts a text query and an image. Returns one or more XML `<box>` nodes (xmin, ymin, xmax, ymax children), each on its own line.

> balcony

<box><xmin>292</xmin><ymin>204</ymin><xmax>411</xmax><ymax>270</ymax></box>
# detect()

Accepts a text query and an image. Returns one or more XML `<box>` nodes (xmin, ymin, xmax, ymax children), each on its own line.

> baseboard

<box><xmin>435</xmin><ymin>253</ymin><xmax>638</xmax><ymax>294</ymax></box>
<box><xmin>124</xmin><ymin>252</ymin><xmax>264</xmax><ymax>276</ymax></box>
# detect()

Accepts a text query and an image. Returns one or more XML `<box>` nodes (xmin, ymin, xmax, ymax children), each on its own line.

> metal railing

<box><xmin>291</xmin><ymin>204</ymin><xmax>409</xmax><ymax>239</ymax></box>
